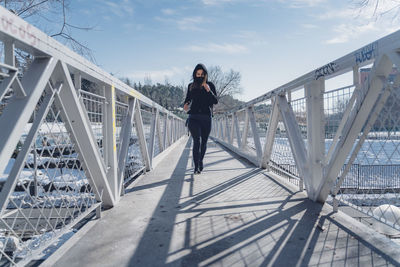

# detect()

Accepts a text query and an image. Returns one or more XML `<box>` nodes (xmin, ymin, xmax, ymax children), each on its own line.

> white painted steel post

<box><xmin>248</xmin><ymin>106</ymin><xmax>263</xmax><ymax>159</ymax></box>
<box><xmin>229</xmin><ymin>114</ymin><xmax>235</xmax><ymax>145</ymax></box>
<box><xmin>234</xmin><ymin>113</ymin><xmax>242</xmax><ymax>148</ymax></box>
<box><xmin>148</xmin><ymin>108</ymin><xmax>158</xmax><ymax>166</ymax></box>
<box><xmin>305</xmin><ymin>79</ymin><xmax>325</xmax><ymax>200</ymax></box>
<box><xmin>74</xmin><ymin>72</ymin><xmax>82</xmax><ymax>91</ymax></box>
<box><xmin>221</xmin><ymin>117</ymin><xmax>225</xmax><ymax>141</ymax></box>
<box><xmin>215</xmin><ymin>118</ymin><xmax>220</xmax><ymax>139</ymax></box>
<box><xmin>241</xmin><ymin>109</ymin><xmax>250</xmax><ymax>149</ymax></box>
<box><xmin>104</xmin><ymin>85</ymin><xmax>119</xmax><ymax>202</ymax></box>
<box><xmin>163</xmin><ymin>114</ymin><xmax>168</xmax><ymax>150</ymax></box>
<box><xmin>4</xmin><ymin>40</ymin><xmax>15</xmax><ymax>67</ymax></box>
<box><xmin>261</xmin><ymin>96</ymin><xmax>279</xmax><ymax>169</ymax></box>
<box><xmin>134</xmin><ymin>100</ymin><xmax>151</xmax><ymax>171</ymax></box>
<box><xmin>216</xmin><ymin>118</ymin><xmax>220</xmax><ymax>139</ymax></box>
<box><xmin>225</xmin><ymin>115</ymin><xmax>231</xmax><ymax>143</ymax></box>
<box><xmin>117</xmin><ymin>98</ymin><xmax>136</xmax><ymax>195</ymax></box>
<box><xmin>156</xmin><ymin>112</ymin><xmax>164</xmax><ymax>153</ymax></box>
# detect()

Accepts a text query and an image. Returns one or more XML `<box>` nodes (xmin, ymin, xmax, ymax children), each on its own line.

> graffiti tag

<box><xmin>0</xmin><ymin>15</ymin><xmax>39</xmax><ymax>46</ymax></box>
<box><xmin>355</xmin><ymin>42</ymin><xmax>378</xmax><ymax>64</ymax></box>
<box><xmin>314</xmin><ymin>62</ymin><xmax>337</xmax><ymax>80</ymax></box>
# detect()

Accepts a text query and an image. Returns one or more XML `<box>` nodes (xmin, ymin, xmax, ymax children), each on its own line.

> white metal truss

<box><xmin>210</xmin><ymin>27</ymin><xmax>400</xmax><ymax>220</ymax></box>
<box><xmin>316</xmin><ymin>54</ymin><xmax>394</xmax><ymax>202</ymax></box>
<box><xmin>0</xmin><ymin>6</ymin><xmax>185</xmax><ymax>264</ymax></box>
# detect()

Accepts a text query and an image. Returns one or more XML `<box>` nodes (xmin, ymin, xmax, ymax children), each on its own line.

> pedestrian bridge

<box><xmin>0</xmin><ymin>6</ymin><xmax>399</xmax><ymax>266</ymax></box>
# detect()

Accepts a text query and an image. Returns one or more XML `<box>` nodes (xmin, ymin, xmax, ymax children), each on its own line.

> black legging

<box><xmin>188</xmin><ymin>115</ymin><xmax>212</xmax><ymax>170</ymax></box>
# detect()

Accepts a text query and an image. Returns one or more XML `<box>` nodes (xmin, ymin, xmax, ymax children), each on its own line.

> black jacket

<box><xmin>184</xmin><ymin>82</ymin><xmax>218</xmax><ymax>116</ymax></box>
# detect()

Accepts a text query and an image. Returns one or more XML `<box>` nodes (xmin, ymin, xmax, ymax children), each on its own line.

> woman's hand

<box><xmin>184</xmin><ymin>103</ymin><xmax>189</xmax><ymax>112</ymax></box>
<box><xmin>202</xmin><ymin>74</ymin><xmax>210</xmax><ymax>92</ymax></box>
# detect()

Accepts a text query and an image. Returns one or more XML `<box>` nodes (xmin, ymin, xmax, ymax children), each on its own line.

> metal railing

<box><xmin>0</xmin><ymin>6</ymin><xmax>185</xmax><ymax>266</ymax></box>
<box><xmin>211</xmin><ymin>31</ymin><xmax>400</xmax><ymax>235</ymax></box>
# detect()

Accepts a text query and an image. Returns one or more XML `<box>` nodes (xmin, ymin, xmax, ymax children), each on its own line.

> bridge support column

<box><xmin>104</xmin><ymin>84</ymin><xmax>119</xmax><ymax>202</ymax></box>
<box><xmin>248</xmin><ymin>106</ymin><xmax>263</xmax><ymax>160</ymax></box>
<box><xmin>261</xmin><ymin>96</ymin><xmax>279</xmax><ymax>169</ymax></box>
<box><xmin>305</xmin><ymin>79</ymin><xmax>325</xmax><ymax>200</ymax></box>
<box><xmin>134</xmin><ymin>100</ymin><xmax>151</xmax><ymax>171</ymax></box>
<box><xmin>148</xmin><ymin>108</ymin><xmax>158</xmax><ymax>166</ymax></box>
<box><xmin>240</xmin><ymin>109</ymin><xmax>250</xmax><ymax>149</ymax></box>
<box><xmin>117</xmin><ymin>98</ymin><xmax>136</xmax><ymax>196</ymax></box>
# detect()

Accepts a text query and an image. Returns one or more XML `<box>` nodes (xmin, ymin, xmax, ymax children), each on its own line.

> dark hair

<box><xmin>190</xmin><ymin>63</ymin><xmax>208</xmax><ymax>90</ymax></box>
<box><xmin>192</xmin><ymin>63</ymin><xmax>208</xmax><ymax>80</ymax></box>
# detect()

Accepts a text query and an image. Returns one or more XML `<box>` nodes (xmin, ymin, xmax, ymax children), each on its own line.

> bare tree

<box><xmin>1</xmin><ymin>0</ymin><xmax>95</xmax><ymax>62</ymax></box>
<box><xmin>208</xmin><ymin>66</ymin><xmax>242</xmax><ymax>98</ymax></box>
<box><xmin>207</xmin><ymin>65</ymin><xmax>242</xmax><ymax>111</ymax></box>
<box><xmin>353</xmin><ymin>0</ymin><xmax>400</xmax><ymax>21</ymax></box>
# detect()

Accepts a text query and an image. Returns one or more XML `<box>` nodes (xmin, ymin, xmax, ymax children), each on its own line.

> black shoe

<box><xmin>199</xmin><ymin>161</ymin><xmax>203</xmax><ymax>171</ymax></box>
<box><xmin>194</xmin><ymin>168</ymin><xmax>201</xmax><ymax>175</ymax></box>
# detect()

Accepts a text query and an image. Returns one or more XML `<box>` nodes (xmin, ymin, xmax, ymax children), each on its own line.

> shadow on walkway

<box><xmin>53</xmin><ymin>138</ymin><xmax>400</xmax><ymax>267</ymax></box>
<box><xmin>127</xmin><ymin>140</ymin><xmax>399</xmax><ymax>266</ymax></box>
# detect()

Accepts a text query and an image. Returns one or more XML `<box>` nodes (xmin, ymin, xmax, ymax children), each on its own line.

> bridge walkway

<box><xmin>47</xmin><ymin>137</ymin><xmax>400</xmax><ymax>267</ymax></box>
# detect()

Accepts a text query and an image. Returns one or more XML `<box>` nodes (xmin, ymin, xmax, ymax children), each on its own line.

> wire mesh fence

<box><xmin>79</xmin><ymin>90</ymin><xmax>105</xmax><ymax>157</ymax></box>
<box><xmin>0</xmin><ymin>92</ymin><xmax>98</xmax><ymax>265</ymax></box>
<box><xmin>212</xmin><ymin>79</ymin><xmax>400</xmax><ymax>233</ymax></box>
<box><xmin>0</xmin><ymin>8</ymin><xmax>186</xmax><ymax>266</ymax></box>
<box><xmin>333</xmin><ymin>77</ymin><xmax>400</xmax><ymax>231</ymax></box>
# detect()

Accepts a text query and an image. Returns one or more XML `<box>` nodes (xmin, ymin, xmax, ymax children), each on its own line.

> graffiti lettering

<box><xmin>0</xmin><ymin>15</ymin><xmax>39</xmax><ymax>46</ymax></box>
<box><xmin>355</xmin><ymin>42</ymin><xmax>378</xmax><ymax>64</ymax></box>
<box><xmin>314</xmin><ymin>62</ymin><xmax>337</xmax><ymax>80</ymax></box>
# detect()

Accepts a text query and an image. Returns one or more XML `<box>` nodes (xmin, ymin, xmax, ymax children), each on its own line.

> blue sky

<box><xmin>55</xmin><ymin>0</ymin><xmax>400</xmax><ymax>101</ymax></box>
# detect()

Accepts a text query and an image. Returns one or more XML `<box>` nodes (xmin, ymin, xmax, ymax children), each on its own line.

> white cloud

<box><xmin>233</xmin><ymin>30</ymin><xmax>269</xmax><ymax>46</ymax></box>
<box><xmin>125</xmin><ymin>67</ymin><xmax>187</xmax><ymax>84</ymax></box>
<box><xmin>185</xmin><ymin>43</ymin><xmax>248</xmax><ymax>54</ymax></box>
<box><xmin>202</xmin><ymin>0</ymin><xmax>235</xmax><ymax>5</ymax></box>
<box><xmin>155</xmin><ymin>15</ymin><xmax>206</xmax><ymax>31</ymax></box>
<box><xmin>322</xmin><ymin>2</ymin><xmax>400</xmax><ymax>45</ymax></box>
<box><xmin>317</xmin><ymin>8</ymin><xmax>355</xmax><ymax>20</ymax></box>
<box><xmin>280</xmin><ymin>0</ymin><xmax>327</xmax><ymax>8</ymax></box>
<box><xmin>301</xmin><ymin>23</ymin><xmax>318</xmax><ymax>29</ymax></box>
<box><xmin>102</xmin><ymin>0</ymin><xmax>134</xmax><ymax>18</ymax></box>
<box><xmin>161</xmin><ymin>8</ymin><xmax>176</xmax><ymax>15</ymax></box>
<box><xmin>325</xmin><ymin>23</ymin><xmax>377</xmax><ymax>44</ymax></box>
<box><xmin>177</xmin><ymin>16</ymin><xmax>206</xmax><ymax>31</ymax></box>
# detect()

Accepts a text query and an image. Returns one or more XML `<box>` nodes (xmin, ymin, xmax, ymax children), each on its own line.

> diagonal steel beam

<box><xmin>240</xmin><ymin>110</ymin><xmax>250</xmax><ymax>149</ymax></box>
<box><xmin>315</xmin><ymin>54</ymin><xmax>394</xmax><ymax>202</ymax></box>
<box><xmin>134</xmin><ymin>100</ymin><xmax>151</xmax><ymax>171</ymax></box>
<box><xmin>277</xmin><ymin>94</ymin><xmax>310</xmax><ymax>192</ymax></box>
<box><xmin>261</xmin><ymin>96</ymin><xmax>279</xmax><ymax>169</ymax></box>
<box><xmin>248</xmin><ymin>106</ymin><xmax>263</xmax><ymax>159</ymax></box>
<box><xmin>117</xmin><ymin>97</ymin><xmax>136</xmax><ymax>196</ymax></box>
<box><xmin>0</xmin><ymin>83</ymin><xmax>58</xmax><ymax>214</ymax></box>
<box><xmin>234</xmin><ymin>113</ymin><xmax>242</xmax><ymax>148</ymax></box>
<box><xmin>148</xmin><ymin>108</ymin><xmax>158</xmax><ymax>165</ymax></box>
<box><xmin>53</xmin><ymin>61</ymin><xmax>115</xmax><ymax>207</ymax></box>
<box><xmin>0</xmin><ymin>57</ymin><xmax>57</xmax><ymax>176</ymax></box>
<box><xmin>0</xmin><ymin>68</ymin><xmax>18</xmax><ymax>102</ymax></box>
